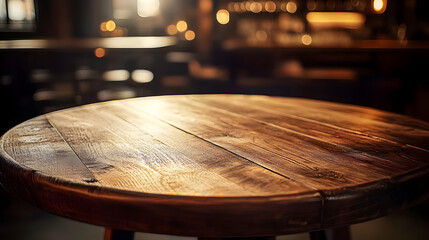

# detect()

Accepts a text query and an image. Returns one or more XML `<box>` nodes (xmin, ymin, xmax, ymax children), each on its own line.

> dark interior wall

<box><xmin>0</xmin><ymin>0</ymin><xmax>113</xmax><ymax>39</ymax></box>
<box><xmin>71</xmin><ymin>0</ymin><xmax>112</xmax><ymax>38</ymax></box>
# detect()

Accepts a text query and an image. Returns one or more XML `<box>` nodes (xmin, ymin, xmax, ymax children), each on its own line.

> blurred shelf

<box><xmin>223</xmin><ymin>39</ymin><xmax>429</xmax><ymax>52</ymax></box>
<box><xmin>0</xmin><ymin>36</ymin><xmax>176</xmax><ymax>51</ymax></box>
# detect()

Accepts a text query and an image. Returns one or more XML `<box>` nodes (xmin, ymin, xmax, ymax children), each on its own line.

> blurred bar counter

<box><xmin>0</xmin><ymin>37</ymin><xmax>176</xmax><ymax>50</ymax></box>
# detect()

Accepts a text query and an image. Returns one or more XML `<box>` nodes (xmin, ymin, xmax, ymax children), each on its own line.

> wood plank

<box><xmin>46</xmin><ymin>103</ymin><xmax>313</xmax><ymax>196</ymax></box>
<box><xmin>1</xmin><ymin>115</ymin><xmax>98</xmax><ymax>184</ymax></box>
<box><xmin>123</xmin><ymin>96</ymin><xmax>416</xmax><ymax>190</ymax></box>
<box><xmin>212</xmin><ymin>95</ymin><xmax>429</xmax><ymax>150</ymax></box>
<box><xmin>278</xmin><ymin>97</ymin><xmax>429</xmax><ymax>131</ymax></box>
<box><xmin>186</xmin><ymin>95</ymin><xmax>429</xmax><ymax>166</ymax></box>
<box><xmin>174</xmin><ymin>95</ymin><xmax>429</xmax><ymax>228</ymax></box>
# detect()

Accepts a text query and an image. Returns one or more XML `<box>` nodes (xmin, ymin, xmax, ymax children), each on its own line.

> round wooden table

<box><xmin>0</xmin><ymin>95</ymin><xmax>428</xmax><ymax>240</ymax></box>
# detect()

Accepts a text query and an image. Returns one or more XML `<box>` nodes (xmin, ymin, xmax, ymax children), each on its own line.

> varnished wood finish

<box><xmin>0</xmin><ymin>95</ymin><xmax>428</xmax><ymax>237</ymax></box>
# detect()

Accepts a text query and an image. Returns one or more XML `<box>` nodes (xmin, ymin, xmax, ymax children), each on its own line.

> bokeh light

<box><xmin>105</xmin><ymin>20</ymin><xmax>116</xmax><ymax>32</ymax></box>
<box><xmin>137</xmin><ymin>0</ymin><xmax>160</xmax><ymax>17</ymax></box>
<box><xmin>185</xmin><ymin>30</ymin><xmax>196</xmax><ymax>41</ymax></box>
<box><xmin>167</xmin><ymin>25</ymin><xmax>177</xmax><ymax>35</ymax></box>
<box><xmin>301</xmin><ymin>34</ymin><xmax>312</xmax><ymax>45</ymax></box>
<box><xmin>265</xmin><ymin>1</ymin><xmax>276</xmax><ymax>13</ymax></box>
<box><xmin>176</xmin><ymin>20</ymin><xmax>188</xmax><ymax>32</ymax></box>
<box><xmin>216</xmin><ymin>9</ymin><xmax>230</xmax><ymax>24</ymax></box>
<box><xmin>94</xmin><ymin>48</ymin><xmax>105</xmax><ymax>58</ymax></box>
<box><xmin>100</xmin><ymin>22</ymin><xmax>107</xmax><ymax>31</ymax></box>
<box><xmin>132</xmin><ymin>70</ymin><xmax>154</xmax><ymax>83</ymax></box>
<box><xmin>372</xmin><ymin>0</ymin><xmax>387</xmax><ymax>14</ymax></box>
<box><xmin>286</xmin><ymin>1</ymin><xmax>297</xmax><ymax>13</ymax></box>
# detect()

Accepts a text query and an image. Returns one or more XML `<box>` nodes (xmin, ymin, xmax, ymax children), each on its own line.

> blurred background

<box><xmin>0</xmin><ymin>0</ymin><xmax>428</xmax><ymax>239</ymax></box>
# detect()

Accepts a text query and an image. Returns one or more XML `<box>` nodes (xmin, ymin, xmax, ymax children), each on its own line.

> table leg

<box><xmin>309</xmin><ymin>226</ymin><xmax>350</xmax><ymax>240</ymax></box>
<box><xmin>104</xmin><ymin>228</ymin><xmax>135</xmax><ymax>240</ymax></box>
<box><xmin>198</xmin><ymin>236</ymin><xmax>275</xmax><ymax>240</ymax></box>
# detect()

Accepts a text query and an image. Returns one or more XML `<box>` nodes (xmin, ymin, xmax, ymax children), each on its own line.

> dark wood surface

<box><xmin>0</xmin><ymin>95</ymin><xmax>428</xmax><ymax>237</ymax></box>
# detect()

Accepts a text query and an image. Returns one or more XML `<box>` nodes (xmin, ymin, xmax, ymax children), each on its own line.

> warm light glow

<box><xmin>250</xmin><ymin>2</ymin><xmax>263</xmax><ymax>13</ymax></box>
<box><xmin>185</xmin><ymin>30</ymin><xmax>196</xmax><ymax>41</ymax></box>
<box><xmin>102</xmin><ymin>70</ymin><xmax>130</xmax><ymax>81</ymax></box>
<box><xmin>301</xmin><ymin>34</ymin><xmax>312</xmax><ymax>45</ymax></box>
<box><xmin>137</xmin><ymin>0</ymin><xmax>160</xmax><ymax>17</ymax></box>
<box><xmin>240</xmin><ymin>2</ymin><xmax>246</xmax><ymax>12</ymax></box>
<box><xmin>286</xmin><ymin>1</ymin><xmax>297</xmax><ymax>13</ymax></box>
<box><xmin>216</xmin><ymin>9</ymin><xmax>230</xmax><ymax>24</ymax></box>
<box><xmin>176</xmin><ymin>20</ymin><xmax>187</xmax><ymax>32</ymax></box>
<box><xmin>265</xmin><ymin>1</ymin><xmax>276</xmax><ymax>13</ymax></box>
<box><xmin>167</xmin><ymin>25</ymin><xmax>177</xmax><ymax>35</ymax></box>
<box><xmin>100</xmin><ymin>22</ymin><xmax>107</xmax><ymax>31</ymax></box>
<box><xmin>132</xmin><ymin>70</ymin><xmax>154</xmax><ymax>83</ymax></box>
<box><xmin>373</xmin><ymin>0</ymin><xmax>383</xmax><ymax>11</ymax></box>
<box><xmin>96</xmin><ymin>37</ymin><xmax>176</xmax><ymax>49</ymax></box>
<box><xmin>8</xmin><ymin>0</ymin><xmax>26</xmax><ymax>20</ymax></box>
<box><xmin>306</xmin><ymin>12</ymin><xmax>366</xmax><ymax>29</ymax></box>
<box><xmin>94</xmin><ymin>48</ymin><xmax>105</xmax><ymax>58</ymax></box>
<box><xmin>8</xmin><ymin>0</ymin><xmax>34</xmax><ymax>21</ymax></box>
<box><xmin>372</xmin><ymin>0</ymin><xmax>387</xmax><ymax>14</ymax></box>
<box><xmin>101</xmin><ymin>23</ymin><xmax>126</xmax><ymax>36</ymax></box>
<box><xmin>105</xmin><ymin>20</ymin><xmax>116</xmax><ymax>32</ymax></box>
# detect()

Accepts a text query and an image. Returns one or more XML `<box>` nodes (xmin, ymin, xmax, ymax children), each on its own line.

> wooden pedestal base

<box><xmin>103</xmin><ymin>226</ymin><xmax>350</xmax><ymax>240</ymax></box>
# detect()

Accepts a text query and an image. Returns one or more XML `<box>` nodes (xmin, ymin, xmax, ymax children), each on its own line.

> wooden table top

<box><xmin>0</xmin><ymin>95</ymin><xmax>428</xmax><ymax>237</ymax></box>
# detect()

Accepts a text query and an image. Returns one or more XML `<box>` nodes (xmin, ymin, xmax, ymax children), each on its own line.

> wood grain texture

<box><xmin>0</xmin><ymin>94</ymin><xmax>428</xmax><ymax>237</ymax></box>
<box><xmin>1</xmin><ymin>115</ymin><xmax>97</xmax><ymax>184</ymax></box>
<box><xmin>45</xmin><ymin>104</ymin><xmax>310</xmax><ymax>196</ymax></box>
